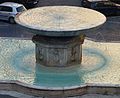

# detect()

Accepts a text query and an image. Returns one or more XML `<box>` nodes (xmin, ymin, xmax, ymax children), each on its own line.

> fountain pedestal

<box><xmin>32</xmin><ymin>35</ymin><xmax>85</xmax><ymax>67</ymax></box>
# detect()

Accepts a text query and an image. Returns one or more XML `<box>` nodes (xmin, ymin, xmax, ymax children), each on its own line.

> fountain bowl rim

<box><xmin>15</xmin><ymin>6</ymin><xmax>106</xmax><ymax>37</ymax></box>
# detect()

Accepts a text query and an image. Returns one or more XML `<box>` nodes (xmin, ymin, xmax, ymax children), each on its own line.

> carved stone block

<box><xmin>32</xmin><ymin>35</ymin><xmax>84</xmax><ymax>67</ymax></box>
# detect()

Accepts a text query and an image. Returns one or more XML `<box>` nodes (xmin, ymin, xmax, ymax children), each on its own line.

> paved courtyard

<box><xmin>0</xmin><ymin>16</ymin><xmax>120</xmax><ymax>97</ymax></box>
<box><xmin>0</xmin><ymin>91</ymin><xmax>120</xmax><ymax>98</ymax></box>
<box><xmin>37</xmin><ymin>0</ymin><xmax>82</xmax><ymax>6</ymax></box>
<box><xmin>0</xmin><ymin>0</ymin><xmax>120</xmax><ymax>98</ymax></box>
<box><xmin>85</xmin><ymin>16</ymin><xmax>120</xmax><ymax>42</ymax></box>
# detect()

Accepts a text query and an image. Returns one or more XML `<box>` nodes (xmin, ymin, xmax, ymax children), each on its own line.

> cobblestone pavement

<box><xmin>85</xmin><ymin>16</ymin><xmax>120</xmax><ymax>42</ymax></box>
<box><xmin>36</xmin><ymin>0</ymin><xmax>82</xmax><ymax>6</ymax></box>
<box><xmin>0</xmin><ymin>91</ymin><xmax>120</xmax><ymax>98</ymax></box>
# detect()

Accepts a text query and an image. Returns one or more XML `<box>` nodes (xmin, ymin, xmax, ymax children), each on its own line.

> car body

<box><xmin>0</xmin><ymin>2</ymin><xmax>26</xmax><ymax>23</ymax></box>
<box><xmin>81</xmin><ymin>0</ymin><xmax>120</xmax><ymax>16</ymax></box>
<box><xmin>110</xmin><ymin>0</ymin><xmax>120</xmax><ymax>4</ymax></box>
<box><xmin>19</xmin><ymin>0</ymin><xmax>39</xmax><ymax>8</ymax></box>
<box><xmin>0</xmin><ymin>0</ymin><xmax>39</xmax><ymax>9</ymax></box>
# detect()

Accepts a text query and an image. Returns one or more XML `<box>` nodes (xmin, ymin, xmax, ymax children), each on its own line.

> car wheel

<box><xmin>9</xmin><ymin>17</ymin><xmax>15</xmax><ymax>24</ymax></box>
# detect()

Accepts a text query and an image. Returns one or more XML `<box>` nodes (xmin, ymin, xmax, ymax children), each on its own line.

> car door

<box><xmin>116</xmin><ymin>6</ymin><xmax>120</xmax><ymax>15</ymax></box>
<box><xmin>96</xmin><ymin>7</ymin><xmax>117</xmax><ymax>16</ymax></box>
<box><xmin>0</xmin><ymin>6</ymin><xmax>13</xmax><ymax>20</ymax></box>
<box><xmin>93</xmin><ymin>2</ymin><xmax>118</xmax><ymax>16</ymax></box>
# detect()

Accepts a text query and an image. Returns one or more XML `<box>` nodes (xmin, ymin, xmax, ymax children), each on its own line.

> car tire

<box><xmin>9</xmin><ymin>17</ymin><xmax>15</xmax><ymax>24</ymax></box>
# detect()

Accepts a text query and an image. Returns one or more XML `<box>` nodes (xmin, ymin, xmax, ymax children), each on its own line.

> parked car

<box><xmin>81</xmin><ymin>0</ymin><xmax>120</xmax><ymax>16</ymax></box>
<box><xmin>0</xmin><ymin>2</ymin><xmax>27</xmax><ymax>23</ymax></box>
<box><xmin>18</xmin><ymin>0</ymin><xmax>39</xmax><ymax>8</ymax></box>
<box><xmin>110</xmin><ymin>0</ymin><xmax>120</xmax><ymax>4</ymax></box>
<box><xmin>0</xmin><ymin>0</ymin><xmax>39</xmax><ymax>9</ymax></box>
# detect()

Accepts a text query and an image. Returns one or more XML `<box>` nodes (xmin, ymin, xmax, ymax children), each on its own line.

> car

<box><xmin>81</xmin><ymin>0</ymin><xmax>120</xmax><ymax>16</ymax></box>
<box><xmin>0</xmin><ymin>2</ymin><xmax>27</xmax><ymax>23</ymax></box>
<box><xmin>0</xmin><ymin>0</ymin><xmax>39</xmax><ymax>9</ymax></box>
<box><xmin>110</xmin><ymin>0</ymin><xmax>120</xmax><ymax>4</ymax></box>
<box><xmin>18</xmin><ymin>0</ymin><xmax>39</xmax><ymax>8</ymax></box>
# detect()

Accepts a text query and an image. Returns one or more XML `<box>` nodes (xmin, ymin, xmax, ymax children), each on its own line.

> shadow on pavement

<box><xmin>0</xmin><ymin>95</ymin><xmax>17</xmax><ymax>98</ymax></box>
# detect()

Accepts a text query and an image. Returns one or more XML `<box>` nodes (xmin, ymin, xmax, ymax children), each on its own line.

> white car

<box><xmin>0</xmin><ymin>2</ymin><xmax>26</xmax><ymax>23</ymax></box>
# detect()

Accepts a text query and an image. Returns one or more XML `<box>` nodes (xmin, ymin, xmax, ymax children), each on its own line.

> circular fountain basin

<box><xmin>0</xmin><ymin>38</ymin><xmax>117</xmax><ymax>97</ymax></box>
<box><xmin>15</xmin><ymin>6</ymin><xmax>106</xmax><ymax>37</ymax></box>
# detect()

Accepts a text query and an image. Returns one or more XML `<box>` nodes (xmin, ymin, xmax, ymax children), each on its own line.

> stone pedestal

<box><xmin>32</xmin><ymin>35</ymin><xmax>85</xmax><ymax>67</ymax></box>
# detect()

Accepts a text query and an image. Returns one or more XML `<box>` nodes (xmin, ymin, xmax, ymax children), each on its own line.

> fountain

<box><xmin>15</xmin><ymin>6</ymin><xmax>106</xmax><ymax>67</ymax></box>
<box><xmin>2</xmin><ymin>6</ymin><xmax>119</xmax><ymax>97</ymax></box>
<box><xmin>0</xmin><ymin>5</ymin><xmax>120</xmax><ymax>97</ymax></box>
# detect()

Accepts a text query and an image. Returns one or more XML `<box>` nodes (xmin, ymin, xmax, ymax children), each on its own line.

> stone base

<box><xmin>32</xmin><ymin>35</ymin><xmax>85</xmax><ymax>67</ymax></box>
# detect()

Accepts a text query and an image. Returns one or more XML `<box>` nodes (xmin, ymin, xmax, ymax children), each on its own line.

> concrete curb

<box><xmin>0</xmin><ymin>80</ymin><xmax>119</xmax><ymax>97</ymax></box>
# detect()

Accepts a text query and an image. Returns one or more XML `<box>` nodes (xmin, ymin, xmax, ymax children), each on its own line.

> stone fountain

<box><xmin>2</xmin><ymin>5</ymin><xmax>120</xmax><ymax>98</ymax></box>
<box><xmin>15</xmin><ymin>6</ymin><xmax>106</xmax><ymax>67</ymax></box>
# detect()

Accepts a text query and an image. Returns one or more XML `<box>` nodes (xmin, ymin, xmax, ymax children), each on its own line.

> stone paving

<box><xmin>0</xmin><ymin>90</ymin><xmax>120</xmax><ymax>98</ymax></box>
<box><xmin>37</xmin><ymin>0</ymin><xmax>82</xmax><ymax>6</ymax></box>
<box><xmin>85</xmin><ymin>16</ymin><xmax>120</xmax><ymax>42</ymax></box>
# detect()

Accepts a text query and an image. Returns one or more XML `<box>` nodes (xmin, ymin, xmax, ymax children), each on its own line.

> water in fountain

<box><xmin>0</xmin><ymin>38</ymin><xmax>112</xmax><ymax>88</ymax></box>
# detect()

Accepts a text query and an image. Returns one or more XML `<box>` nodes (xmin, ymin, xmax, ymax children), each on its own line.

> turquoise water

<box><xmin>0</xmin><ymin>38</ymin><xmax>110</xmax><ymax>87</ymax></box>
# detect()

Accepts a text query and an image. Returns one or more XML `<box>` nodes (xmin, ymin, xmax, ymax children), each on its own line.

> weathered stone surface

<box><xmin>15</xmin><ymin>6</ymin><xmax>106</xmax><ymax>37</ymax></box>
<box><xmin>32</xmin><ymin>35</ymin><xmax>84</xmax><ymax>67</ymax></box>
